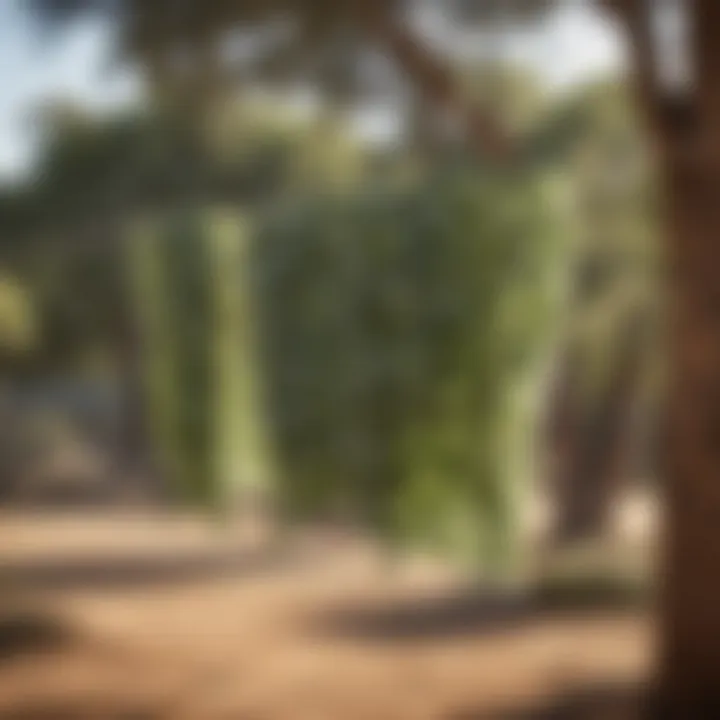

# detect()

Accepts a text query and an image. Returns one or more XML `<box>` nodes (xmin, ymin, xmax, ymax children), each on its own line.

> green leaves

<box><xmin>128</xmin><ymin>210</ymin><xmax>273</xmax><ymax>510</ymax></box>
<box><xmin>254</xmin><ymin>164</ymin><xmax>565</xmax><ymax>568</ymax></box>
<box><xmin>0</xmin><ymin>274</ymin><xmax>37</xmax><ymax>360</ymax></box>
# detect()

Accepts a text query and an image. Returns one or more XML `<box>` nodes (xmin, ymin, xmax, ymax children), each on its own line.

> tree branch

<box><xmin>351</xmin><ymin>0</ymin><xmax>512</xmax><ymax>162</ymax></box>
<box><xmin>607</xmin><ymin>0</ymin><xmax>699</xmax><ymax>158</ymax></box>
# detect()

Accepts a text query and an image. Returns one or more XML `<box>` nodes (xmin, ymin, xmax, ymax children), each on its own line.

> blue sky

<box><xmin>0</xmin><ymin>1</ymin><xmax>140</xmax><ymax>181</ymax></box>
<box><xmin>0</xmin><ymin>0</ymin><xmax>625</xmax><ymax>182</ymax></box>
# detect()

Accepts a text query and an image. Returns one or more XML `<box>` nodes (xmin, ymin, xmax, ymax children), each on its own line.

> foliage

<box><xmin>0</xmin><ymin>274</ymin><xmax>37</xmax><ymax>362</ymax></box>
<box><xmin>0</xmin><ymin>47</ymin><xmax>656</xmax><ymax>563</ymax></box>
<box><xmin>128</xmin><ymin>210</ymin><xmax>272</xmax><ymax>509</ymax></box>
<box><xmin>555</xmin><ymin>79</ymin><xmax>660</xmax><ymax>411</ymax></box>
<box><xmin>254</xmin><ymin>162</ymin><xmax>566</xmax><ymax>568</ymax></box>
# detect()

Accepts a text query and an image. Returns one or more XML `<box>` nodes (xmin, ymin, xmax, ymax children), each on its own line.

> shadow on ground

<box><xmin>0</xmin><ymin>698</ymin><xmax>159</xmax><ymax>720</ymax></box>
<box><xmin>450</xmin><ymin>681</ymin><xmax>646</xmax><ymax>719</ymax></box>
<box><xmin>0</xmin><ymin>613</ymin><xmax>72</xmax><ymax>665</ymax></box>
<box><xmin>0</xmin><ymin>684</ymin><xmax>646</xmax><ymax>720</ymax></box>
<box><xmin>0</xmin><ymin>545</ymin><xmax>299</xmax><ymax>594</ymax></box>
<box><xmin>308</xmin><ymin>576</ymin><xmax>648</xmax><ymax>644</ymax></box>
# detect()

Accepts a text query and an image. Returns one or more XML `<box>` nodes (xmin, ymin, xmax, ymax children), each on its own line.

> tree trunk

<box><xmin>352</xmin><ymin>0</ymin><xmax>509</xmax><ymax>161</ymax></box>
<box><xmin>552</xmin><ymin>321</ymin><xmax>644</xmax><ymax>545</ymax></box>
<box><xmin>599</xmin><ymin>0</ymin><xmax>720</xmax><ymax>710</ymax></box>
<box><xmin>652</xmin><ymin>151</ymin><xmax>720</xmax><ymax>715</ymax></box>
<box><xmin>602</xmin><ymin>0</ymin><xmax>720</xmax><ymax>710</ymax></box>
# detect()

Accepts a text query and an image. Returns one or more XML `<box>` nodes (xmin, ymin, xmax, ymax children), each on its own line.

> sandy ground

<box><xmin>0</xmin><ymin>510</ymin><xmax>652</xmax><ymax>719</ymax></box>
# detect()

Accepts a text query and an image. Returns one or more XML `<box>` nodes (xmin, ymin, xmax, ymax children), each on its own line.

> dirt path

<box><xmin>0</xmin><ymin>511</ymin><xmax>651</xmax><ymax>719</ymax></box>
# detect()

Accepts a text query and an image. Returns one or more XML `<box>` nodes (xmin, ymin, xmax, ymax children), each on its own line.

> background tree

<box><xmin>539</xmin><ymin>77</ymin><xmax>661</xmax><ymax>544</ymax></box>
<box><xmin>0</xmin><ymin>80</ymin><xmax>379</xmax><ymax>503</ymax></box>
<box><xmin>27</xmin><ymin>0</ymin><xmax>720</xmax><ymax>711</ymax></box>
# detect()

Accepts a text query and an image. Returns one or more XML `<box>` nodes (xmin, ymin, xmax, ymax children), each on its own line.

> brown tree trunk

<box><xmin>598</xmin><ymin>0</ymin><xmax>720</xmax><ymax>711</ymax></box>
<box><xmin>652</xmin><ymin>152</ymin><xmax>720</xmax><ymax>715</ymax></box>
<box><xmin>552</xmin><ymin>321</ymin><xmax>644</xmax><ymax>545</ymax></box>
<box><xmin>604</xmin><ymin>0</ymin><xmax>720</xmax><ymax>712</ymax></box>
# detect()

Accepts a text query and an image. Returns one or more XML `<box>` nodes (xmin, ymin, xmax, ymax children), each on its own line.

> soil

<box><xmin>0</xmin><ymin>510</ymin><xmax>651</xmax><ymax>719</ymax></box>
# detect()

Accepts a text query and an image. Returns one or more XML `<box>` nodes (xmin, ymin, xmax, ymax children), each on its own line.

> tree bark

<box><xmin>652</xmin><ymin>151</ymin><xmax>720</xmax><ymax>716</ymax></box>
<box><xmin>551</xmin><ymin>319</ymin><xmax>644</xmax><ymax>545</ymax></box>
<box><xmin>605</xmin><ymin>0</ymin><xmax>720</xmax><ymax>712</ymax></box>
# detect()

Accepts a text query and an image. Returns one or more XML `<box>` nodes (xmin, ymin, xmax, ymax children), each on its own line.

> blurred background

<box><xmin>0</xmin><ymin>1</ymin><xmax>662</xmax><ymax>717</ymax></box>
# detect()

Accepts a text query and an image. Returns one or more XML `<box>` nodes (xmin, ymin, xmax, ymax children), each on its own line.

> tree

<box><xmin>0</xmin><ymin>95</ymin><xmax>368</xmax><ymax>503</ymax></box>
<box><xmin>27</xmin><ymin>0</ymin><xmax>720</xmax><ymax>711</ymax></box>
<box><xmin>29</xmin><ymin>0</ymin><xmax>515</xmax><ymax>158</ymax></box>
<box><xmin>540</xmin><ymin>78</ymin><xmax>660</xmax><ymax>544</ymax></box>
<box><xmin>254</xmin><ymin>165</ymin><xmax>563</xmax><ymax>570</ymax></box>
